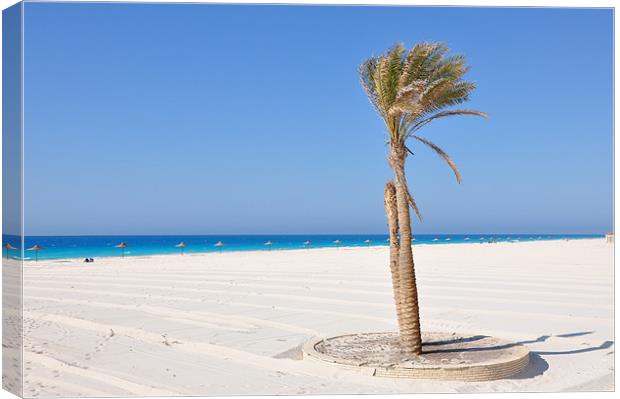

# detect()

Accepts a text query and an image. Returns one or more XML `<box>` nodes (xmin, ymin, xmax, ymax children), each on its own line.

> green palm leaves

<box><xmin>359</xmin><ymin>43</ymin><xmax>486</xmax><ymax>218</ymax></box>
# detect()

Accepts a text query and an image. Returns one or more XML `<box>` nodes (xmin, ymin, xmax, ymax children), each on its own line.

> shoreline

<box><xmin>24</xmin><ymin>236</ymin><xmax>606</xmax><ymax>264</ymax></box>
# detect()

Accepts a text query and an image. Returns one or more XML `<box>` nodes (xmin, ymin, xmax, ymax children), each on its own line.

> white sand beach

<box><xmin>7</xmin><ymin>238</ymin><xmax>614</xmax><ymax>396</ymax></box>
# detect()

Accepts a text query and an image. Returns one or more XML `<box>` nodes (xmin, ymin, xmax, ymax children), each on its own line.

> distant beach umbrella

<box><xmin>364</xmin><ymin>239</ymin><xmax>372</xmax><ymax>247</ymax></box>
<box><xmin>432</xmin><ymin>238</ymin><xmax>439</xmax><ymax>242</ymax></box>
<box><xmin>303</xmin><ymin>240</ymin><xmax>311</xmax><ymax>249</ymax></box>
<box><xmin>215</xmin><ymin>241</ymin><xmax>224</xmax><ymax>253</ymax></box>
<box><xmin>446</xmin><ymin>237</ymin><xmax>451</xmax><ymax>241</ymax></box>
<box><xmin>464</xmin><ymin>237</ymin><xmax>470</xmax><ymax>240</ymax></box>
<box><xmin>333</xmin><ymin>239</ymin><xmax>341</xmax><ymax>248</ymax></box>
<box><xmin>114</xmin><ymin>242</ymin><xmax>128</xmax><ymax>258</ymax></box>
<box><xmin>3</xmin><ymin>243</ymin><xmax>16</xmax><ymax>259</ymax></box>
<box><xmin>175</xmin><ymin>242</ymin><xmax>187</xmax><ymax>255</ymax></box>
<box><xmin>264</xmin><ymin>240</ymin><xmax>273</xmax><ymax>251</ymax></box>
<box><xmin>26</xmin><ymin>245</ymin><xmax>45</xmax><ymax>262</ymax></box>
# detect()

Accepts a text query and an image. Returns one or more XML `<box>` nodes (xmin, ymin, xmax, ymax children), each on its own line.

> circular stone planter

<box><xmin>302</xmin><ymin>332</ymin><xmax>530</xmax><ymax>382</ymax></box>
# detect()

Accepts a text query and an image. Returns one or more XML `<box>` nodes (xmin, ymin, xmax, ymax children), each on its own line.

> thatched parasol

<box><xmin>26</xmin><ymin>245</ymin><xmax>45</xmax><ymax>262</ymax></box>
<box><xmin>215</xmin><ymin>241</ymin><xmax>224</xmax><ymax>253</ymax></box>
<box><xmin>333</xmin><ymin>239</ymin><xmax>341</xmax><ymax>248</ymax></box>
<box><xmin>115</xmin><ymin>242</ymin><xmax>128</xmax><ymax>258</ymax></box>
<box><xmin>303</xmin><ymin>240</ymin><xmax>311</xmax><ymax>249</ymax></box>
<box><xmin>264</xmin><ymin>240</ymin><xmax>273</xmax><ymax>251</ymax></box>
<box><xmin>364</xmin><ymin>239</ymin><xmax>372</xmax><ymax>247</ymax></box>
<box><xmin>3</xmin><ymin>243</ymin><xmax>17</xmax><ymax>259</ymax></box>
<box><xmin>175</xmin><ymin>242</ymin><xmax>187</xmax><ymax>255</ymax></box>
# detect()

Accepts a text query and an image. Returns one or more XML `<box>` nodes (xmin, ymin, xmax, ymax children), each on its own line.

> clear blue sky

<box><xmin>22</xmin><ymin>3</ymin><xmax>613</xmax><ymax>235</ymax></box>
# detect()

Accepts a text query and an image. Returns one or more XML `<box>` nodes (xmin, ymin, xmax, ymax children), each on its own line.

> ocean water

<box><xmin>1</xmin><ymin>234</ymin><xmax>603</xmax><ymax>261</ymax></box>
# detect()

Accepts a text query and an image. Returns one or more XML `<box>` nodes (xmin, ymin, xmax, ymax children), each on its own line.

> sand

<box><xmin>5</xmin><ymin>238</ymin><xmax>614</xmax><ymax>396</ymax></box>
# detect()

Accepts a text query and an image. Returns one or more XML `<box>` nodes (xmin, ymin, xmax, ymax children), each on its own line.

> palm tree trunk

<box><xmin>392</xmin><ymin>153</ymin><xmax>423</xmax><ymax>356</ymax></box>
<box><xmin>384</xmin><ymin>181</ymin><xmax>404</xmax><ymax>331</ymax></box>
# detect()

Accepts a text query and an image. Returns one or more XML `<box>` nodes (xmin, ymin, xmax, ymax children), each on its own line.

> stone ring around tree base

<box><xmin>302</xmin><ymin>331</ymin><xmax>531</xmax><ymax>382</ymax></box>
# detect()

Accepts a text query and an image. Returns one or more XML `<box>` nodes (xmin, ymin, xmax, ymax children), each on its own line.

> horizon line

<box><xmin>2</xmin><ymin>232</ymin><xmax>607</xmax><ymax>238</ymax></box>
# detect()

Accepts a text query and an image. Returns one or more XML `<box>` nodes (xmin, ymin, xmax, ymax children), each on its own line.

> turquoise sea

<box><xmin>1</xmin><ymin>234</ymin><xmax>603</xmax><ymax>261</ymax></box>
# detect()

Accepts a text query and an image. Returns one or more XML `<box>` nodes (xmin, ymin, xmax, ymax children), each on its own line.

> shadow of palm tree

<box><xmin>423</xmin><ymin>335</ymin><xmax>487</xmax><ymax>347</ymax></box>
<box><xmin>420</xmin><ymin>332</ymin><xmax>613</xmax><ymax>380</ymax></box>
<box><xmin>423</xmin><ymin>333</ymin><xmax>613</xmax><ymax>357</ymax></box>
<box><xmin>423</xmin><ymin>334</ymin><xmax>551</xmax><ymax>354</ymax></box>
<box><xmin>535</xmin><ymin>340</ymin><xmax>613</xmax><ymax>355</ymax></box>
<box><xmin>554</xmin><ymin>331</ymin><xmax>594</xmax><ymax>338</ymax></box>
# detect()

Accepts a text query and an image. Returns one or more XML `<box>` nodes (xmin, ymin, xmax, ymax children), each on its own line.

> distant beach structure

<box><xmin>175</xmin><ymin>242</ymin><xmax>187</xmax><ymax>255</ymax></box>
<box><xmin>333</xmin><ymin>239</ymin><xmax>342</xmax><ymax>248</ymax></box>
<box><xmin>3</xmin><ymin>243</ymin><xmax>16</xmax><ymax>259</ymax></box>
<box><xmin>364</xmin><ymin>239</ymin><xmax>372</xmax><ymax>247</ymax></box>
<box><xmin>264</xmin><ymin>240</ymin><xmax>273</xmax><ymax>251</ymax></box>
<box><xmin>605</xmin><ymin>232</ymin><xmax>614</xmax><ymax>244</ymax></box>
<box><xmin>215</xmin><ymin>241</ymin><xmax>225</xmax><ymax>253</ymax></box>
<box><xmin>26</xmin><ymin>244</ymin><xmax>45</xmax><ymax>262</ymax></box>
<box><xmin>114</xmin><ymin>242</ymin><xmax>128</xmax><ymax>258</ymax></box>
<box><xmin>303</xmin><ymin>240</ymin><xmax>311</xmax><ymax>249</ymax></box>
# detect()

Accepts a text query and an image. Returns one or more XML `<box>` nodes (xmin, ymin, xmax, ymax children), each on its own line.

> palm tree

<box><xmin>359</xmin><ymin>42</ymin><xmax>486</xmax><ymax>355</ymax></box>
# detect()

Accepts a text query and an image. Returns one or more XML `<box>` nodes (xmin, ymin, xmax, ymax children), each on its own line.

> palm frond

<box><xmin>412</xmin><ymin>135</ymin><xmax>463</xmax><ymax>184</ymax></box>
<box><xmin>358</xmin><ymin>57</ymin><xmax>383</xmax><ymax>117</ymax></box>
<box><xmin>373</xmin><ymin>45</ymin><xmax>403</xmax><ymax>113</ymax></box>
<box><xmin>407</xmin><ymin>189</ymin><xmax>423</xmax><ymax>221</ymax></box>
<box><xmin>392</xmin><ymin>162</ymin><xmax>423</xmax><ymax>221</ymax></box>
<box><xmin>411</xmin><ymin>109</ymin><xmax>487</xmax><ymax>132</ymax></box>
<box><xmin>400</xmin><ymin>43</ymin><xmax>431</xmax><ymax>86</ymax></box>
<box><xmin>418</xmin><ymin>80</ymin><xmax>474</xmax><ymax>116</ymax></box>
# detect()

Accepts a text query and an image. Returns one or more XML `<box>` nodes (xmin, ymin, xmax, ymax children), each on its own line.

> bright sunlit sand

<box><xmin>8</xmin><ymin>238</ymin><xmax>613</xmax><ymax>396</ymax></box>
